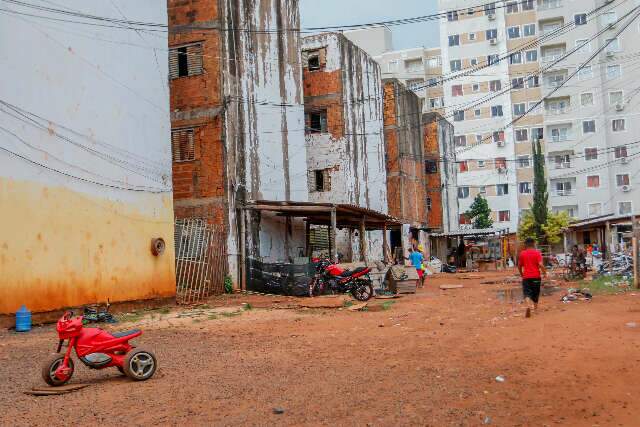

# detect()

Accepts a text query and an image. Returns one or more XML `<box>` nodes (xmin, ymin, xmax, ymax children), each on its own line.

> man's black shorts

<box><xmin>522</xmin><ymin>278</ymin><xmax>542</xmax><ymax>303</ymax></box>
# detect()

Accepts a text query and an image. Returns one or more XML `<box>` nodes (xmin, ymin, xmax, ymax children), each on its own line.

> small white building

<box><xmin>0</xmin><ymin>1</ymin><xmax>176</xmax><ymax>314</ymax></box>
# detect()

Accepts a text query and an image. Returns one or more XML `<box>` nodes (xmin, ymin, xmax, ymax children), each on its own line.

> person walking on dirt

<box><xmin>407</xmin><ymin>247</ymin><xmax>425</xmax><ymax>288</ymax></box>
<box><xmin>518</xmin><ymin>238</ymin><xmax>547</xmax><ymax>318</ymax></box>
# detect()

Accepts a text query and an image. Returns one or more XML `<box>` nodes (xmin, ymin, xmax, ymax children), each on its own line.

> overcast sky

<box><xmin>299</xmin><ymin>0</ymin><xmax>440</xmax><ymax>50</ymax></box>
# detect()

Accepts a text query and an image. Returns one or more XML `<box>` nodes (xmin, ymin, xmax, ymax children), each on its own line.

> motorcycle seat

<box><xmin>112</xmin><ymin>329</ymin><xmax>141</xmax><ymax>338</ymax></box>
<box><xmin>341</xmin><ymin>267</ymin><xmax>368</xmax><ymax>277</ymax></box>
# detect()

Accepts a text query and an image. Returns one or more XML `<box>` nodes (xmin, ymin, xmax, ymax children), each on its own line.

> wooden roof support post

<box><xmin>383</xmin><ymin>223</ymin><xmax>390</xmax><ymax>264</ymax></box>
<box><xmin>240</xmin><ymin>208</ymin><xmax>247</xmax><ymax>292</ymax></box>
<box><xmin>359</xmin><ymin>216</ymin><xmax>367</xmax><ymax>263</ymax></box>
<box><xmin>633</xmin><ymin>216</ymin><xmax>640</xmax><ymax>289</ymax></box>
<box><xmin>330</xmin><ymin>207</ymin><xmax>338</xmax><ymax>263</ymax></box>
<box><xmin>305</xmin><ymin>220</ymin><xmax>311</xmax><ymax>258</ymax></box>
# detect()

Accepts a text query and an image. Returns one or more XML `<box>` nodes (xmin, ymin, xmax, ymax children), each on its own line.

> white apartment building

<box><xmin>374</xmin><ymin>47</ymin><xmax>445</xmax><ymax>114</ymax></box>
<box><xmin>439</xmin><ymin>0</ymin><xmax>640</xmax><ymax>230</ymax></box>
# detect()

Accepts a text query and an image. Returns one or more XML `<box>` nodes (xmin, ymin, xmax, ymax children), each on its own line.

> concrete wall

<box><xmin>220</xmin><ymin>0</ymin><xmax>308</xmax><ymax>271</ymax></box>
<box><xmin>302</xmin><ymin>33</ymin><xmax>388</xmax><ymax>262</ymax></box>
<box><xmin>169</xmin><ymin>0</ymin><xmax>226</xmax><ymax>225</ymax></box>
<box><xmin>343</xmin><ymin>26</ymin><xmax>393</xmax><ymax>57</ymax></box>
<box><xmin>383</xmin><ymin>79</ymin><xmax>428</xmax><ymax>227</ymax></box>
<box><xmin>0</xmin><ymin>1</ymin><xmax>175</xmax><ymax>314</ymax></box>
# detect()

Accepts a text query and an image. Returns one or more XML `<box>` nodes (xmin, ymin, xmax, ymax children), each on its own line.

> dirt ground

<box><xmin>1</xmin><ymin>270</ymin><xmax>639</xmax><ymax>426</ymax></box>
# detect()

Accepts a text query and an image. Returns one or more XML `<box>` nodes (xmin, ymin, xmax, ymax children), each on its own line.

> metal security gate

<box><xmin>174</xmin><ymin>219</ymin><xmax>227</xmax><ymax>304</ymax></box>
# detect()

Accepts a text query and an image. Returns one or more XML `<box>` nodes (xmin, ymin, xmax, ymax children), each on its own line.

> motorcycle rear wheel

<box><xmin>123</xmin><ymin>348</ymin><xmax>157</xmax><ymax>381</ymax></box>
<box><xmin>41</xmin><ymin>354</ymin><xmax>74</xmax><ymax>387</ymax></box>
<box><xmin>351</xmin><ymin>281</ymin><xmax>373</xmax><ymax>302</ymax></box>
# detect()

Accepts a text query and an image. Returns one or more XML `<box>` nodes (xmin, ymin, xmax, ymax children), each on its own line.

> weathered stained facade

<box><xmin>423</xmin><ymin>112</ymin><xmax>458</xmax><ymax>233</ymax></box>
<box><xmin>383</xmin><ymin>79</ymin><xmax>428</xmax><ymax>228</ymax></box>
<box><xmin>301</xmin><ymin>33</ymin><xmax>388</xmax><ymax>261</ymax></box>
<box><xmin>169</xmin><ymin>0</ymin><xmax>308</xmax><ymax>283</ymax></box>
<box><xmin>0</xmin><ymin>1</ymin><xmax>175</xmax><ymax>314</ymax></box>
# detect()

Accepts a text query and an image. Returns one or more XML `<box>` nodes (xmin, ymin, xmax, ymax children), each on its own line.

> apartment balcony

<box><xmin>537</xmin><ymin>0</ymin><xmax>563</xmax><ymax>13</ymax></box>
<box><xmin>554</xmin><ymin>189</ymin><xmax>575</xmax><ymax>197</ymax></box>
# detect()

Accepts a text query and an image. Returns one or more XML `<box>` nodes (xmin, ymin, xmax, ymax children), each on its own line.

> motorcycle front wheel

<box><xmin>351</xmin><ymin>281</ymin><xmax>373</xmax><ymax>301</ymax></box>
<box><xmin>42</xmin><ymin>354</ymin><xmax>74</xmax><ymax>386</ymax></box>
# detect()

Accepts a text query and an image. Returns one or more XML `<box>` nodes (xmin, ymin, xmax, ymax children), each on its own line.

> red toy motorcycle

<box><xmin>41</xmin><ymin>311</ymin><xmax>157</xmax><ymax>386</ymax></box>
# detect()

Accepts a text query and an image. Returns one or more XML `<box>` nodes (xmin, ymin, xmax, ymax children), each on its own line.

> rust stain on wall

<box><xmin>0</xmin><ymin>178</ymin><xmax>175</xmax><ymax>314</ymax></box>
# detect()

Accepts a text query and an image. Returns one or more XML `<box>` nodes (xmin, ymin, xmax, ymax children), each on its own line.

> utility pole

<box><xmin>633</xmin><ymin>216</ymin><xmax>640</xmax><ymax>289</ymax></box>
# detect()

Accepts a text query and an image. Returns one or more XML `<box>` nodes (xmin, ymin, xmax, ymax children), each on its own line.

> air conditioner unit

<box><xmin>621</xmin><ymin>157</ymin><xmax>629</xmax><ymax>164</ymax></box>
<box><xmin>622</xmin><ymin>185</ymin><xmax>632</xmax><ymax>192</ymax></box>
<box><xmin>488</xmin><ymin>13</ymin><xmax>496</xmax><ymax>21</ymax></box>
<box><xmin>490</xmin><ymin>38</ymin><xmax>497</xmax><ymax>46</ymax></box>
<box><xmin>615</xmin><ymin>103</ymin><xmax>624</xmax><ymax>112</ymax></box>
<box><xmin>497</xmin><ymin>140</ymin><xmax>506</xmax><ymax>147</ymax></box>
<box><xmin>497</xmin><ymin>167</ymin><xmax>507</xmax><ymax>174</ymax></box>
<box><xmin>606</xmin><ymin>50</ymin><xmax>615</xmax><ymax>58</ymax></box>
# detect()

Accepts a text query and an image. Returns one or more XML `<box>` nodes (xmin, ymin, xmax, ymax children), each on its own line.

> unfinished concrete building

<box><xmin>168</xmin><ymin>0</ymin><xmax>308</xmax><ymax>285</ymax></box>
<box><xmin>423</xmin><ymin>112</ymin><xmax>458</xmax><ymax>234</ymax></box>
<box><xmin>301</xmin><ymin>32</ymin><xmax>388</xmax><ymax>262</ymax></box>
<box><xmin>383</xmin><ymin>79</ymin><xmax>429</xmax><ymax>255</ymax></box>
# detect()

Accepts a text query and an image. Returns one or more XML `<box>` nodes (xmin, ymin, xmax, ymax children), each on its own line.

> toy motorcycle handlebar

<box><xmin>62</xmin><ymin>311</ymin><xmax>74</xmax><ymax>321</ymax></box>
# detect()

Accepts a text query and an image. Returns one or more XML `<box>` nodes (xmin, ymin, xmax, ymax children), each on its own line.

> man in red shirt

<box><xmin>518</xmin><ymin>238</ymin><xmax>547</xmax><ymax>317</ymax></box>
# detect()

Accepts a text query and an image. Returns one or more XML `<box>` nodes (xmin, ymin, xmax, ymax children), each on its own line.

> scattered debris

<box><xmin>273</xmin><ymin>408</ymin><xmax>285</xmax><ymax>415</ymax></box>
<box><xmin>484</xmin><ymin>416</ymin><xmax>492</xmax><ymax>425</ymax></box>
<box><xmin>626</xmin><ymin>322</ymin><xmax>638</xmax><ymax>329</ymax></box>
<box><xmin>561</xmin><ymin>289</ymin><xmax>593</xmax><ymax>303</ymax></box>
<box><xmin>440</xmin><ymin>284</ymin><xmax>464</xmax><ymax>290</ymax></box>
<box><xmin>347</xmin><ymin>302</ymin><xmax>368</xmax><ymax>312</ymax></box>
<box><xmin>25</xmin><ymin>384</ymin><xmax>90</xmax><ymax>396</ymax></box>
<box><xmin>495</xmin><ymin>376</ymin><xmax>506</xmax><ymax>383</ymax></box>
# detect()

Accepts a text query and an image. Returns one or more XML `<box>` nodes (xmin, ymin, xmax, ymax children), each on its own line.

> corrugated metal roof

<box><xmin>430</xmin><ymin>227</ymin><xmax>510</xmax><ymax>237</ymax></box>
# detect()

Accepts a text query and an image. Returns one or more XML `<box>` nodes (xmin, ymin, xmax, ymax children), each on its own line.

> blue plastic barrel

<box><xmin>15</xmin><ymin>305</ymin><xmax>31</xmax><ymax>332</ymax></box>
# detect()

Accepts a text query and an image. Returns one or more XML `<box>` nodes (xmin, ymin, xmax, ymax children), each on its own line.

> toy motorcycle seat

<box><xmin>112</xmin><ymin>329</ymin><xmax>141</xmax><ymax>338</ymax></box>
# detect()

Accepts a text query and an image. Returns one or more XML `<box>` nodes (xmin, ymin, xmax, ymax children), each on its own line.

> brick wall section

<box><xmin>303</xmin><ymin>68</ymin><xmax>344</xmax><ymax>138</ymax></box>
<box><xmin>168</xmin><ymin>0</ymin><xmax>226</xmax><ymax>226</ymax></box>
<box><xmin>383</xmin><ymin>79</ymin><xmax>428</xmax><ymax>226</ymax></box>
<box><xmin>424</xmin><ymin>120</ymin><xmax>444</xmax><ymax>230</ymax></box>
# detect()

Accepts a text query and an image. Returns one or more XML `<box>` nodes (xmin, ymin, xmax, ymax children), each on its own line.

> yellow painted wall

<box><xmin>0</xmin><ymin>178</ymin><xmax>176</xmax><ymax>314</ymax></box>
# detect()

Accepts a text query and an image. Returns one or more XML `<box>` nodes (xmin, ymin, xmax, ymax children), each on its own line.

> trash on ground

<box><xmin>626</xmin><ymin>322</ymin><xmax>638</xmax><ymax>328</ymax></box>
<box><xmin>561</xmin><ymin>288</ymin><xmax>593</xmax><ymax>303</ymax></box>
<box><xmin>440</xmin><ymin>284</ymin><xmax>464</xmax><ymax>290</ymax></box>
<box><xmin>347</xmin><ymin>302</ymin><xmax>368</xmax><ymax>311</ymax></box>
<box><xmin>273</xmin><ymin>408</ymin><xmax>285</xmax><ymax>415</ymax></box>
<box><xmin>495</xmin><ymin>375</ymin><xmax>506</xmax><ymax>383</ymax></box>
<box><xmin>25</xmin><ymin>384</ymin><xmax>90</xmax><ymax>396</ymax></box>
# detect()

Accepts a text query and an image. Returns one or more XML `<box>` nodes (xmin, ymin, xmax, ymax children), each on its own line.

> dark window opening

<box><xmin>315</xmin><ymin>170</ymin><xmax>325</xmax><ymax>191</ymax></box>
<box><xmin>308</xmin><ymin>55</ymin><xmax>320</xmax><ymax>71</ymax></box>
<box><xmin>426</xmin><ymin>197</ymin><xmax>432</xmax><ymax>212</ymax></box>
<box><xmin>169</xmin><ymin>43</ymin><xmax>204</xmax><ymax>79</ymax></box>
<box><xmin>306</xmin><ymin>110</ymin><xmax>328</xmax><ymax>134</ymax></box>
<box><xmin>310</xmin><ymin>169</ymin><xmax>331</xmax><ymax>193</ymax></box>
<box><xmin>177</xmin><ymin>47</ymin><xmax>188</xmax><ymax>77</ymax></box>
<box><xmin>425</xmin><ymin>160</ymin><xmax>438</xmax><ymax>174</ymax></box>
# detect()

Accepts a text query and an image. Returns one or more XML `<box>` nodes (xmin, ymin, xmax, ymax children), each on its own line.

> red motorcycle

<box><xmin>41</xmin><ymin>311</ymin><xmax>157</xmax><ymax>386</ymax></box>
<box><xmin>309</xmin><ymin>258</ymin><xmax>374</xmax><ymax>301</ymax></box>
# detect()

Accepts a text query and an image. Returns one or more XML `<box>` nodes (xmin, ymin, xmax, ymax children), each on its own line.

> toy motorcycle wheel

<box><xmin>351</xmin><ymin>281</ymin><xmax>373</xmax><ymax>302</ymax></box>
<box><xmin>42</xmin><ymin>354</ymin><xmax>74</xmax><ymax>386</ymax></box>
<box><xmin>123</xmin><ymin>348</ymin><xmax>157</xmax><ymax>381</ymax></box>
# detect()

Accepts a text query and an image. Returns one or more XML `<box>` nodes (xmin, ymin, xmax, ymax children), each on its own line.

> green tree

<box><xmin>518</xmin><ymin>210</ymin><xmax>570</xmax><ymax>245</ymax></box>
<box><xmin>542</xmin><ymin>211</ymin><xmax>571</xmax><ymax>245</ymax></box>
<box><xmin>465</xmin><ymin>195</ymin><xmax>493</xmax><ymax>229</ymax></box>
<box><xmin>532</xmin><ymin>138</ymin><xmax>548</xmax><ymax>243</ymax></box>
